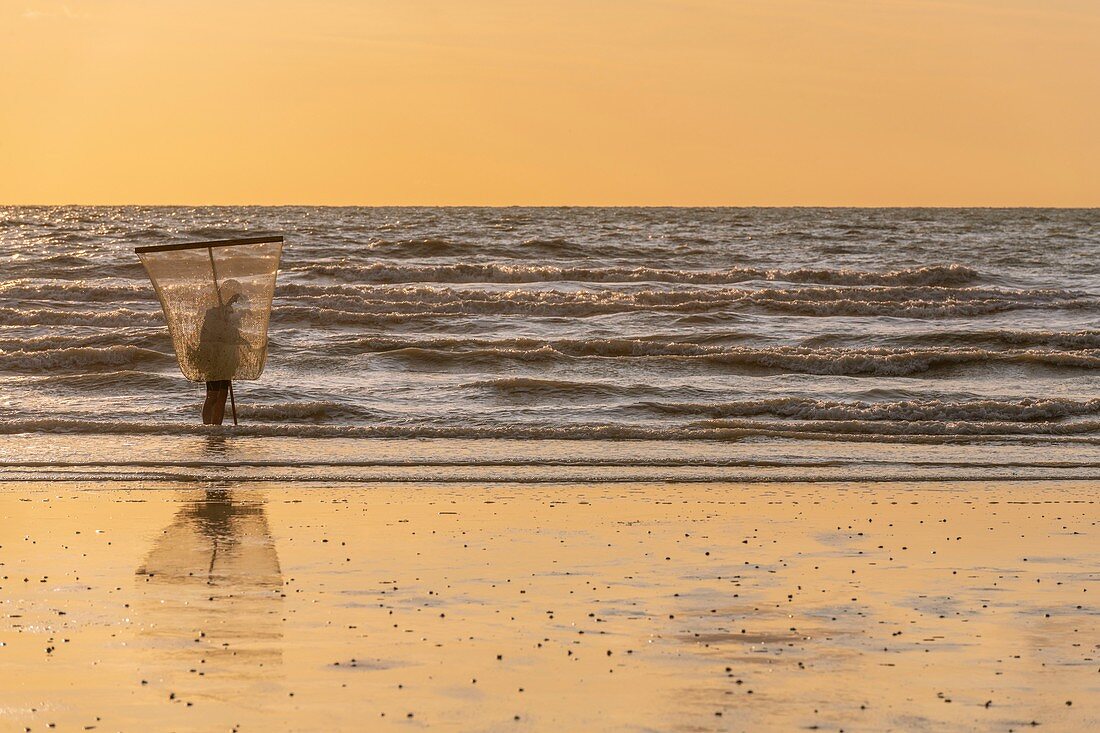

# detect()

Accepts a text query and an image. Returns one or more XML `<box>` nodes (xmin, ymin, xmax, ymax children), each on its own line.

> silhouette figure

<box><xmin>196</xmin><ymin>279</ymin><xmax>247</xmax><ymax>424</ymax></box>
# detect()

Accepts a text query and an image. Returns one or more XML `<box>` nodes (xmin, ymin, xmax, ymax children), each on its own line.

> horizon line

<box><xmin>3</xmin><ymin>203</ymin><xmax>1099</xmax><ymax>210</ymax></box>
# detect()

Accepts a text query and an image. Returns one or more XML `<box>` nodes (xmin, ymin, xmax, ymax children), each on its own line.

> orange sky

<box><xmin>1</xmin><ymin>1</ymin><xmax>1097</xmax><ymax>206</ymax></box>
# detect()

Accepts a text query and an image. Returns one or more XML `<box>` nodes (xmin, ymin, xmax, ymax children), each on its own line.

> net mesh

<box><xmin>139</xmin><ymin>241</ymin><xmax>282</xmax><ymax>382</ymax></box>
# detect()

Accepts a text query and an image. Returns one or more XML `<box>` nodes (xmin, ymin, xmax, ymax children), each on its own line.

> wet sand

<box><xmin>1</xmin><ymin>480</ymin><xmax>1097</xmax><ymax>732</ymax></box>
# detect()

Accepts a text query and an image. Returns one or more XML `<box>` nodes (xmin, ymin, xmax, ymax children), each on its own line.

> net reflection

<box><xmin>135</xmin><ymin>486</ymin><xmax>284</xmax><ymax>700</ymax></box>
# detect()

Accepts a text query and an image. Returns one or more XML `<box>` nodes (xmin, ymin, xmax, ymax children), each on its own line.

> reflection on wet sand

<box><xmin>2</xmin><ymin>480</ymin><xmax>1093</xmax><ymax>731</ymax></box>
<box><xmin>135</xmin><ymin>486</ymin><xmax>284</xmax><ymax>703</ymax></box>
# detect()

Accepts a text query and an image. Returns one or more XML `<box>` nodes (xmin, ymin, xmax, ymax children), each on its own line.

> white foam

<box><xmin>0</xmin><ymin>346</ymin><xmax>171</xmax><ymax>370</ymax></box>
<box><xmin>284</xmin><ymin>263</ymin><xmax>982</xmax><ymax>286</ymax></box>
<box><xmin>1</xmin><ymin>418</ymin><xmax>1097</xmax><ymax>443</ymax></box>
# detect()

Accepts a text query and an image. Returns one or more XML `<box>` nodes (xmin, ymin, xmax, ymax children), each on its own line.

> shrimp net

<box><xmin>138</xmin><ymin>240</ymin><xmax>282</xmax><ymax>382</ymax></box>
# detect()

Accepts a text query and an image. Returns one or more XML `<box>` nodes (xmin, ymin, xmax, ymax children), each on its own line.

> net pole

<box><xmin>209</xmin><ymin>246</ymin><xmax>236</xmax><ymax>426</ymax></box>
<box><xmin>208</xmin><ymin>247</ymin><xmax>224</xmax><ymax>305</ymax></box>
<box><xmin>228</xmin><ymin>382</ymin><xmax>238</xmax><ymax>426</ymax></box>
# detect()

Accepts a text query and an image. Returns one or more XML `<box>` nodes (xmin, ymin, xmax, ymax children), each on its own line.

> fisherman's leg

<box><xmin>204</xmin><ymin>380</ymin><xmax>229</xmax><ymax>425</ymax></box>
<box><xmin>203</xmin><ymin>381</ymin><xmax>216</xmax><ymax>424</ymax></box>
<box><xmin>210</xmin><ymin>380</ymin><xmax>229</xmax><ymax>425</ymax></box>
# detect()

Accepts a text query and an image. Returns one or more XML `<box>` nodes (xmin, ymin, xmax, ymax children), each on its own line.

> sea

<box><xmin>1</xmin><ymin>207</ymin><xmax>1097</xmax><ymax>483</ymax></box>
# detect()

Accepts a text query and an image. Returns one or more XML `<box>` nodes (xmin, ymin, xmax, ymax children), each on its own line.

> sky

<box><xmin>1</xmin><ymin>0</ymin><xmax>1098</xmax><ymax>206</ymax></box>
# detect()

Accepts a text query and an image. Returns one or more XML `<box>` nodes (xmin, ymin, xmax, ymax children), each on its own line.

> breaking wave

<box><xmin>286</xmin><ymin>263</ymin><xmax>982</xmax><ymax>287</ymax></box>
<box><xmin>0</xmin><ymin>306</ymin><xmax>162</xmax><ymax>327</ymax></box>
<box><xmin>0</xmin><ymin>332</ymin><xmax>165</xmax><ymax>352</ymax></box>
<box><xmin>0</xmin><ymin>278</ymin><xmax>153</xmax><ymax>302</ymax></box>
<box><xmin>361</xmin><ymin>340</ymin><xmax>1099</xmax><ymax>376</ymax></box>
<box><xmin>1</xmin><ymin>418</ymin><xmax>1096</xmax><ymax>443</ymax></box>
<box><xmin>639</xmin><ymin>397</ymin><xmax>1100</xmax><ymax>422</ymax></box>
<box><xmin>273</xmin><ymin>285</ymin><xmax>1092</xmax><ymax>321</ymax></box>
<box><xmin>237</xmin><ymin>401</ymin><xmax>375</xmax><ymax>421</ymax></box>
<box><xmin>0</xmin><ymin>346</ymin><xmax>172</xmax><ymax>371</ymax></box>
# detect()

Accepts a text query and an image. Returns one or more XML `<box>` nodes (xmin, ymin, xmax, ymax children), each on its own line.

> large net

<box><xmin>138</xmin><ymin>239</ymin><xmax>282</xmax><ymax>382</ymax></box>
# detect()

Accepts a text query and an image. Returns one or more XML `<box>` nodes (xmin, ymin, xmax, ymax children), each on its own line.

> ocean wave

<box><xmin>639</xmin><ymin>397</ymin><xmax>1100</xmax><ymax>422</ymax></box>
<box><xmin>7</xmin><ymin>288</ymin><xmax>1086</xmax><ymax>325</ymax></box>
<box><xmin>340</xmin><ymin>336</ymin><xmax>719</xmax><ymax>357</ymax></box>
<box><xmin>276</xmin><ymin>306</ymin><xmax>461</xmax><ymax>327</ymax></box>
<box><xmin>738</xmin><ymin>285</ymin><xmax>1090</xmax><ymax>318</ymax></box>
<box><xmin>700</xmin><ymin>346</ymin><xmax>1100</xmax><ymax>376</ymax></box>
<box><xmin>3</xmin><ymin>418</ymin><xmax>1097</xmax><ymax>443</ymax></box>
<box><xmin>0</xmin><ymin>331</ymin><xmax>166</xmax><ymax>352</ymax></box>
<box><xmin>341</xmin><ymin>332</ymin><xmax>1100</xmax><ymax>358</ymax></box>
<box><xmin>380</xmin><ymin>236</ymin><xmax>599</xmax><ymax>258</ymax></box>
<box><xmin>5</xmin><ymin>279</ymin><xmax>1085</xmax><ymax>325</ymax></box>
<box><xmin>273</xmin><ymin>285</ymin><xmax>1091</xmax><ymax>321</ymax></box>
<box><xmin>6</xmin><ymin>456</ymin><xmax>1096</xmax><ymax>471</ymax></box>
<box><xmin>686</xmin><ymin>417</ymin><xmax>1100</xmax><ymax>437</ymax></box>
<box><xmin>0</xmin><ymin>306</ymin><xmax>162</xmax><ymax>327</ymax></box>
<box><xmin>299</xmin><ymin>236</ymin><xmax>597</xmax><ymax>259</ymax></box>
<box><xmin>237</xmin><ymin>401</ymin><xmax>374</xmax><ymax>421</ymax></box>
<box><xmin>464</xmin><ymin>376</ymin><xmax>924</xmax><ymax>403</ymax></box>
<box><xmin>13</xmin><ymin>369</ymin><xmax>182</xmax><ymax>388</ymax></box>
<box><xmin>0</xmin><ymin>278</ymin><xmax>153</xmax><ymax>302</ymax></box>
<box><xmin>1</xmin><ymin>259</ymin><xmax>144</xmax><ymax>281</ymax></box>
<box><xmin>286</xmin><ymin>263</ymin><xmax>982</xmax><ymax>287</ymax></box>
<box><xmin>361</xmin><ymin>340</ymin><xmax>1100</xmax><ymax>376</ymax></box>
<box><xmin>816</xmin><ymin>329</ymin><xmax>1100</xmax><ymax>351</ymax></box>
<box><xmin>463</xmin><ymin>376</ymin><xmax>660</xmax><ymax>399</ymax></box>
<box><xmin>0</xmin><ymin>346</ymin><xmax>172</xmax><ymax>371</ymax></box>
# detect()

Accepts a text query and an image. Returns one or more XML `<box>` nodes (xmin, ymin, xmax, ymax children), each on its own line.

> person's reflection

<box><xmin>201</xmin><ymin>433</ymin><xmax>232</xmax><ymax>463</ymax></box>
<box><xmin>135</xmin><ymin>486</ymin><xmax>284</xmax><ymax>700</ymax></box>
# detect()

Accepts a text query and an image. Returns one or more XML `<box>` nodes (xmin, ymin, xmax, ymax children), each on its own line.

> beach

<box><xmin>2</xmin><ymin>206</ymin><xmax>1099</xmax><ymax>730</ymax></box>
<box><xmin>2</xmin><ymin>477</ymin><xmax>1096</xmax><ymax>732</ymax></box>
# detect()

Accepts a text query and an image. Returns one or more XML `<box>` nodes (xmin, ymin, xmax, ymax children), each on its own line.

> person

<box><xmin>195</xmin><ymin>280</ymin><xmax>247</xmax><ymax>425</ymax></box>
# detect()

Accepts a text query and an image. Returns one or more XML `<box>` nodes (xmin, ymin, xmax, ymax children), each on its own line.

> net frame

<box><xmin>136</xmin><ymin>236</ymin><xmax>283</xmax><ymax>382</ymax></box>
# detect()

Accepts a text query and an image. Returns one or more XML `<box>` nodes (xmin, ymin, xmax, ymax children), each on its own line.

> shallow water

<box><xmin>1</xmin><ymin>207</ymin><xmax>1097</xmax><ymax>478</ymax></box>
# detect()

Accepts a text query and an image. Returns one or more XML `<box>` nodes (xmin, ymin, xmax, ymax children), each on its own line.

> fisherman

<box><xmin>135</xmin><ymin>236</ymin><xmax>283</xmax><ymax>428</ymax></box>
<box><xmin>196</xmin><ymin>279</ymin><xmax>247</xmax><ymax>425</ymax></box>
